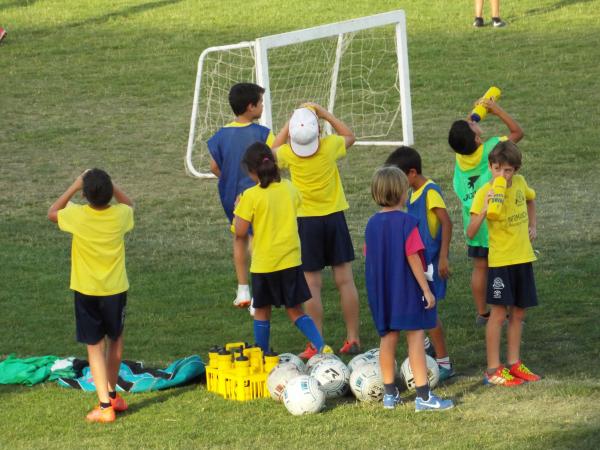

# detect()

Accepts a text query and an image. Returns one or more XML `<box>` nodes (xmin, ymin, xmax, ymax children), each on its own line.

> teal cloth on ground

<box><xmin>0</xmin><ymin>354</ymin><xmax>76</xmax><ymax>386</ymax></box>
<box><xmin>57</xmin><ymin>355</ymin><xmax>205</xmax><ymax>392</ymax></box>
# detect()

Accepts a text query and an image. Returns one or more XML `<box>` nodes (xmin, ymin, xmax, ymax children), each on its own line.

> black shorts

<box><xmin>297</xmin><ymin>211</ymin><xmax>355</xmax><ymax>271</ymax></box>
<box><xmin>74</xmin><ymin>291</ymin><xmax>127</xmax><ymax>345</ymax></box>
<box><xmin>468</xmin><ymin>245</ymin><xmax>489</xmax><ymax>258</ymax></box>
<box><xmin>251</xmin><ymin>266</ymin><xmax>311</xmax><ymax>309</ymax></box>
<box><xmin>487</xmin><ymin>263</ymin><xmax>538</xmax><ymax>308</ymax></box>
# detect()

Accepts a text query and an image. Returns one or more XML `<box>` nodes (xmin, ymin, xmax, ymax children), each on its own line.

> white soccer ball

<box><xmin>267</xmin><ymin>363</ymin><xmax>302</xmax><ymax>402</ymax></box>
<box><xmin>400</xmin><ymin>355</ymin><xmax>440</xmax><ymax>390</ymax></box>
<box><xmin>349</xmin><ymin>361</ymin><xmax>384</xmax><ymax>402</ymax></box>
<box><xmin>305</xmin><ymin>352</ymin><xmax>340</xmax><ymax>374</ymax></box>
<box><xmin>282</xmin><ymin>375</ymin><xmax>326</xmax><ymax>415</ymax></box>
<box><xmin>278</xmin><ymin>353</ymin><xmax>306</xmax><ymax>373</ymax></box>
<box><xmin>347</xmin><ymin>352</ymin><xmax>378</xmax><ymax>373</ymax></box>
<box><xmin>363</xmin><ymin>348</ymin><xmax>380</xmax><ymax>358</ymax></box>
<box><xmin>309</xmin><ymin>358</ymin><xmax>350</xmax><ymax>398</ymax></box>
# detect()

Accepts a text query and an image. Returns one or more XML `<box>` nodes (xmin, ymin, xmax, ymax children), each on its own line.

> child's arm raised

<box><xmin>271</xmin><ymin>120</ymin><xmax>290</xmax><ymax>154</ymax></box>
<box><xmin>483</xmin><ymin>99</ymin><xmax>524</xmax><ymax>144</ymax></box>
<box><xmin>433</xmin><ymin>207</ymin><xmax>452</xmax><ymax>279</ymax></box>
<box><xmin>112</xmin><ymin>183</ymin><xmax>134</xmax><ymax>207</ymax></box>
<box><xmin>467</xmin><ymin>188</ymin><xmax>492</xmax><ymax>239</ymax></box>
<box><xmin>303</xmin><ymin>102</ymin><xmax>355</xmax><ymax>149</ymax></box>
<box><xmin>407</xmin><ymin>253</ymin><xmax>436</xmax><ymax>309</ymax></box>
<box><xmin>47</xmin><ymin>170</ymin><xmax>87</xmax><ymax>223</ymax></box>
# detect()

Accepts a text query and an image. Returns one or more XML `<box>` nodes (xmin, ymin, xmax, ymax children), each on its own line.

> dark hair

<box><xmin>385</xmin><ymin>146</ymin><xmax>422</xmax><ymax>175</ymax></box>
<box><xmin>83</xmin><ymin>168</ymin><xmax>113</xmax><ymax>207</ymax></box>
<box><xmin>448</xmin><ymin>120</ymin><xmax>478</xmax><ymax>155</ymax></box>
<box><xmin>229</xmin><ymin>83</ymin><xmax>265</xmax><ymax>116</ymax></box>
<box><xmin>488</xmin><ymin>140</ymin><xmax>522</xmax><ymax>170</ymax></box>
<box><xmin>242</xmin><ymin>142</ymin><xmax>280</xmax><ymax>188</ymax></box>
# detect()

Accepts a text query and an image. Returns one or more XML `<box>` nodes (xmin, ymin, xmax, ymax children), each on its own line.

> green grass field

<box><xmin>1</xmin><ymin>0</ymin><xmax>600</xmax><ymax>448</ymax></box>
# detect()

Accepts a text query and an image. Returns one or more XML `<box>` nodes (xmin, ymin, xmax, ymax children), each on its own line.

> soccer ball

<box><xmin>278</xmin><ymin>353</ymin><xmax>306</xmax><ymax>373</ymax></box>
<box><xmin>349</xmin><ymin>361</ymin><xmax>384</xmax><ymax>402</ymax></box>
<box><xmin>363</xmin><ymin>348</ymin><xmax>380</xmax><ymax>358</ymax></box>
<box><xmin>305</xmin><ymin>352</ymin><xmax>340</xmax><ymax>374</ymax></box>
<box><xmin>347</xmin><ymin>352</ymin><xmax>378</xmax><ymax>373</ymax></box>
<box><xmin>282</xmin><ymin>375</ymin><xmax>326</xmax><ymax>415</ymax></box>
<box><xmin>309</xmin><ymin>358</ymin><xmax>350</xmax><ymax>398</ymax></box>
<box><xmin>400</xmin><ymin>355</ymin><xmax>440</xmax><ymax>390</ymax></box>
<box><xmin>267</xmin><ymin>363</ymin><xmax>302</xmax><ymax>402</ymax></box>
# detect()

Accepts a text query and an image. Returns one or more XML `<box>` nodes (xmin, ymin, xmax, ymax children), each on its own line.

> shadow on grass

<box><xmin>0</xmin><ymin>0</ymin><xmax>38</xmax><ymax>12</ymax></box>
<box><xmin>121</xmin><ymin>382</ymin><xmax>199</xmax><ymax>416</ymax></box>
<box><xmin>63</xmin><ymin>0</ymin><xmax>182</xmax><ymax>29</ymax></box>
<box><xmin>509</xmin><ymin>0</ymin><xmax>596</xmax><ymax>22</ymax></box>
<box><xmin>537</xmin><ymin>425</ymin><xmax>600</xmax><ymax>450</ymax></box>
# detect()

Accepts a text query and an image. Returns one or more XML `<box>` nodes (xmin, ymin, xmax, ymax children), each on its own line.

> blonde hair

<box><xmin>371</xmin><ymin>166</ymin><xmax>409</xmax><ymax>207</ymax></box>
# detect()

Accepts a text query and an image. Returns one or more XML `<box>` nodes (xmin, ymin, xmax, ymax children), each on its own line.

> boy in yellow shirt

<box><xmin>467</xmin><ymin>142</ymin><xmax>541</xmax><ymax>386</ymax></box>
<box><xmin>48</xmin><ymin>169</ymin><xmax>134</xmax><ymax>422</ymax></box>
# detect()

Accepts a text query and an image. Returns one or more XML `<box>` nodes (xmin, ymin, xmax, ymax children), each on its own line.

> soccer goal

<box><xmin>185</xmin><ymin>10</ymin><xmax>413</xmax><ymax>178</ymax></box>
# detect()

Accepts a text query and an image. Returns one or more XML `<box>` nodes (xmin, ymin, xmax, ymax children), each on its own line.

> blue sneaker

<box><xmin>383</xmin><ymin>390</ymin><xmax>402</xmax><ymax>409</ymax></box>
<box><xmin>415</xmin><ymin>392</ymin><xmax>454</xmax><ymax>412</ymax></box>
<box><xmin>438</xmin><ymin>365</ymin><xmax>456</xmax><ymax>383</ymax></box>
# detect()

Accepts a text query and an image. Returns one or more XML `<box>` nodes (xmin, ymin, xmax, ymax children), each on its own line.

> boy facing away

<box><xmin>467</xmin><ymin>141</ymin><xmax>541</xmax><ymax>386</ymax></box>
<box><xmin>272</xmin><ymin>103</ymin><xmax>361</xmax><ymax>358</ymax></box>
<box><xmin>48</xmin><ymin>169</ymin><xmax>134</xmax><ymax>423</ymax></box>
<box><xmin>207</xmin><ymin>83</ymin><xmax>275</xmax><ymax>312</ymax></box>
<box><xmin>448</xmin><ymin>99</ymin><xmax>523</xmax><ymax>325</ymax></box>
<box><xmin>385</xmin><ymin>146</ymin><xmax>455</xmax><ymax>382</ymax></box>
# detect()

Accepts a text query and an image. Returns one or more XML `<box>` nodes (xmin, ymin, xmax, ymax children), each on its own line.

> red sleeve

<box><xmin>405</xmin><ymin>227</ymin><xmax>427</xmax><ymax>269</ymax></box>
<box><xmin>362</xmin><ymin>242</ymin><xmax>367</xmax><ymax>257</ymax></box>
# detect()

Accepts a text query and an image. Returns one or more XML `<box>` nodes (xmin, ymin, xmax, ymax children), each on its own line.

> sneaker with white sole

<box><xmin>383</xmin><ymin>389</ymin><xmax>402</xmax><ymax>409</ymax></box>
<box><xmin>438</xmin><ymin>365</ymin><xmax>456</xmax><ymax>383</ymax></box>
<box><xmin>415</xmin><ymin>392</ymin><xmax>454</xmax><ymax>412</ymax></box>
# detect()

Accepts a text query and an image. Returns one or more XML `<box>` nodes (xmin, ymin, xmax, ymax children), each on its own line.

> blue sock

<box><xmin>294</xmin><ymin>315</ymin><xmax>324</xmax><ymax>351</ymax></box>
<box><xmin>253</xmin><ymin>320</ymin><xmax>270</xmax><ymax>352</ymax></box>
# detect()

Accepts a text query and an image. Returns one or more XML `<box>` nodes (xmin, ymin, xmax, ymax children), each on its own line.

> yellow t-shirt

<box><xmin>276</xmin><ymin>135</ymin><xmax>348</xmax><ymax>217</ymax></box>
<box><xmin>225</xmin><ymin>121</ymin><xmax>275</xmax><ymax>147</ymax></box>
<box><xmin>456</xmin><ymin>136</ymin><xmax>508</xmax><ymax>171</ymax></box>
<box><xmin>410</xmin><ymin>180</ymin><xmax>446</xmax><ymax>238</ymax></box>
<box><xmin>470</xmin><ymin>174</ymin><xmax>536</xmax><ymax>267</ymax></box>
<box><xmin>58</xmin><ymin>203</ymin><xmax>134</xmax><ymax>296</ymax></box>
<box><xmin>233</xmin><ymin>179</ymin><xmax>302</xmax><ymax>273</ymax></box>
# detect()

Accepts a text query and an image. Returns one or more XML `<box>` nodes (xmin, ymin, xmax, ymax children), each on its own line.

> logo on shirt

<box><xmin>468</xmin><ymin>175</ymin><xmax>480</xmax><ymax>191</ymax></box>
<box><xmin>515</xmin><ymin>189</ymin><xmax>525</xmax><ymax>206</ymax></box>
<box><xmin>492</xmin><ymin>277</ymin><xmax>505</xmax><ymax>299</ymax></box>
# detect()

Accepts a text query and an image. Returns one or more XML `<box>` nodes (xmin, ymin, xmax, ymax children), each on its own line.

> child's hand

<box><xmin>481</xmin><ymin>98</ymin><xmax>504</xmax><ymax>116</ymax></box>
<box><xmin>438</xmin><ymin>256</ymin><xmax>450</xmax><ymax>279</ymax></box>
<box><xmin>482</xmin><ymin>189</ymin><xmax>494</xmax><ymax>213</ymax></box>
<box><xmin>529</xmin><ymin>225</ymin><xmax>537</xmax><ymax>241</ymax></box>
<box><xmin>301</xmin><ymin>102</ymin><xmax>326</xmax><ymax>118</ymax></box>
<box><xmin>423</xmin><ymin>290</ymin><xmax>436</xmax><ymax>309</ymax></box>
<box><xmin>73</xmin><ymin>169</ymin><xmax>90</xmax><ymax>190</ymax></box>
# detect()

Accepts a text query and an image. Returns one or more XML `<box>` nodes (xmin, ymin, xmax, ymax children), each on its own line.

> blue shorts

<box><xmin>74</xmin><ymin>291</ymin><xmax>127</xmax><ymax>345</ymax></box>
<box><xmin>487</xmin><ymin>263</ymin><xmax>538</xmax><ymax>308</ymax></box>
<box><xmin>468</xmin><ymin>245</ymin><xmax>489</xmax><ymax>258</ymax></box>
<box><xmin>297</xmin><ymin>211</ymin><xmax>355</xmax><ymax>271</ymax></box>
<box><xmin>251</xmin><ymin>266</ymin><xmax>311</xmax><ymax>309</ymax></box>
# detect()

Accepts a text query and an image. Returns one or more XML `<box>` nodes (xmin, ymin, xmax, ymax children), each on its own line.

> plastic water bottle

<box><xmin>470</xmin><ymin>86</ymin><xmax>502</xmax><ymax>122</ymax></box>
<box><xmin>487</xmin><ymin>176</ymin><xmax>507</xmax><ymax>220</ymax></box>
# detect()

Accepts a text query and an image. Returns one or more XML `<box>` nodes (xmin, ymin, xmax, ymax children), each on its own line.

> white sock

<box><xmin>436</xmin><ymin>356</ymin><xmax>451</xmax><ymax>369</ymax></box>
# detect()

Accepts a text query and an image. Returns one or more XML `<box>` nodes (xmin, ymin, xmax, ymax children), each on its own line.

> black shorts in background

<box><xmin>297</xmin><ymin>211</ymin><xmax>355</xmax><ymax>271</ymax></box>
<box><xmin>487</xmin><ymin>263</ymin><xmax>538</xmax><ymax>308</ymax></box>
<box><xmin>251</xmin><ymin>266</ymin><xmax>311</xmax><ymax>309</ymax></box>
<box><xmin>467</xmin><ymin>245</ymin><xmax>489</xmax><ymax>258</ymax></box>
<box><xmin>74</xmin><ymin>291</ymin><xmax>127</xmax><ymax>345</ymax></box>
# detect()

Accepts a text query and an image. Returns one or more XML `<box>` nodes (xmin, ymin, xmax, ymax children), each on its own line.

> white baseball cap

<box><xmin>289</xmin><ymin>107</ymin><xmax>319</xmax><ymax>157</ymax></box>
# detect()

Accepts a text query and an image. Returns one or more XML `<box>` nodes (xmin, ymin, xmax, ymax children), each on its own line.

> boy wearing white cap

<box><xmin>272</xmin><ymin>103</ymin><xmax>361</xmax><ymax>359</ymax></box>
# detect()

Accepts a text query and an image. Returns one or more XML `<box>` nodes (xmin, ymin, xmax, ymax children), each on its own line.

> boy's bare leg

<box><xmin>491</xmin><ymin>0</ymin><xmax>500</xmax><ymax>18</ymax></box>
<box><xmin>303</xmin><ymin>271</ymin><xmax>324</xmax><ymax>334</ymax></box>
<box><xmin>506</xmin><ymin>306</ymin><xmax>526</xmax><ymax>364</ymax></box>
<box><xmin>472</xmin><ymin>256</ymin><xmax>489</xmax><ymax>316</ymax></box>
<box><xmin>87</xmin><ymin>339</ymin><xmax>110</xmax><ymax>404</ymax></box>
<box><xmin>407</xmin><ymin>330</ymin><xmax>428</xmax><ymax>386</ymax></box>
<box><xmin>332</xmin><ymin>262</ymin><xmax>360</xmax><ymax>343</ymax></box>
<box><xmin>428</xmin><ymin>318</ymin><xmax>448</xmax><ymax>358</ymax></box>
<box><xmin>475</xmin><ymin>0</ymin><xmax>484</xmax><ymax>17</ymax></box>
<box><xmin>486</xmin><ymin>305</ymin><xmax>507</xmax><ymax>369</ymax></box>
<box><xmin>106</xmin><ymin>335</ymin><xmax>124</xmax><ymax>392</ymax></box>
<box><xmin>379</xmin><ymin>331</ymin><xmax>399</xmax><ymax>384</ymax></box>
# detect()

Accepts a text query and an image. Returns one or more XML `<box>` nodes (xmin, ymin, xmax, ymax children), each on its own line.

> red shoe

<box><xmin>483</xmin><ymin>366</ymin><xmax>525</xmax><ymax>387</ymax></box>
<box><xmin>86</xmin><ymin>405</ymin><xmax>116</xmax><ymax>423</ymax></box>
<box><xmin>298</xmin><ymin>343</ymin><xmax>318</xmax><ymax>360</ymax></box>
<box><xmin>339</xmin><ymin>340</ymin><xmax>360</xmax><ymax>355</ymax></box>
<box><xmin>509</xmin><ymin>360</ymin><xmax>541</xmax><ymax>382</ymax></box>
<box><xmin>110</xmin><ymin>393</ymin><xmax>128</xmax><ymax>412</ymax></box>
<box><xmin>0</xmin><ymin>28</ymin><xmax>7</xmax><ymax>43</ymax></box>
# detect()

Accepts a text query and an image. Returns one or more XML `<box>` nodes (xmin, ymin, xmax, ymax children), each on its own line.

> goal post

<box><xmin>186</xmin><ymin>10</ymin><xmax>413</xmax><ymax>178</ymax></box>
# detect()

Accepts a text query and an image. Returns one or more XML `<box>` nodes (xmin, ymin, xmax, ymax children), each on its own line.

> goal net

<box><xmin>186</xmin><ymin>10</ymin><xmax>412</xmax><ymax>178</ymax></box>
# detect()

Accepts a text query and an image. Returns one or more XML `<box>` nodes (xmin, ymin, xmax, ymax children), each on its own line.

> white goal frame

<box><xmin>186</xmin><ymin>10</ymin><xmax>413</xmax><ymax>178</ymax></box>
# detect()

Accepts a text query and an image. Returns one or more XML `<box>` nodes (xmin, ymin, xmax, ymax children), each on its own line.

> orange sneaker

<box><xmin>298</xmin><ymin>343</ymin><xmax>318</xmax><ymax>360</ymax></box>
<box><xmin>509</xmin><ymin>360</ymin><xmax>541</xmax><ymax>382</ymax></box>
<box><xmin>483</xmin><ymin>366</ymin><xmax>525</xmax><ymax>387</ymax></box>
<box><xmin>339</xmin><ymin>340</ymin><xmax>360</xmax><ymax>355</ymax></box>
<box><xmin>86</xmin><ymin>405</ymin><xmax>116</xmax><ymax>423</ymax></box>
<box><xmin>110</xmin><ymin>393</ymin><xmax>128</xmax><ymax>412</ymax></box>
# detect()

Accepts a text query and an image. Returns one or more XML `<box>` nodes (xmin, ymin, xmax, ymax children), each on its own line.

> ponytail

<box><xmin>243</xmin><ymin>142</ymin><xmax>281</xmax><ymax>188</ymax></box>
